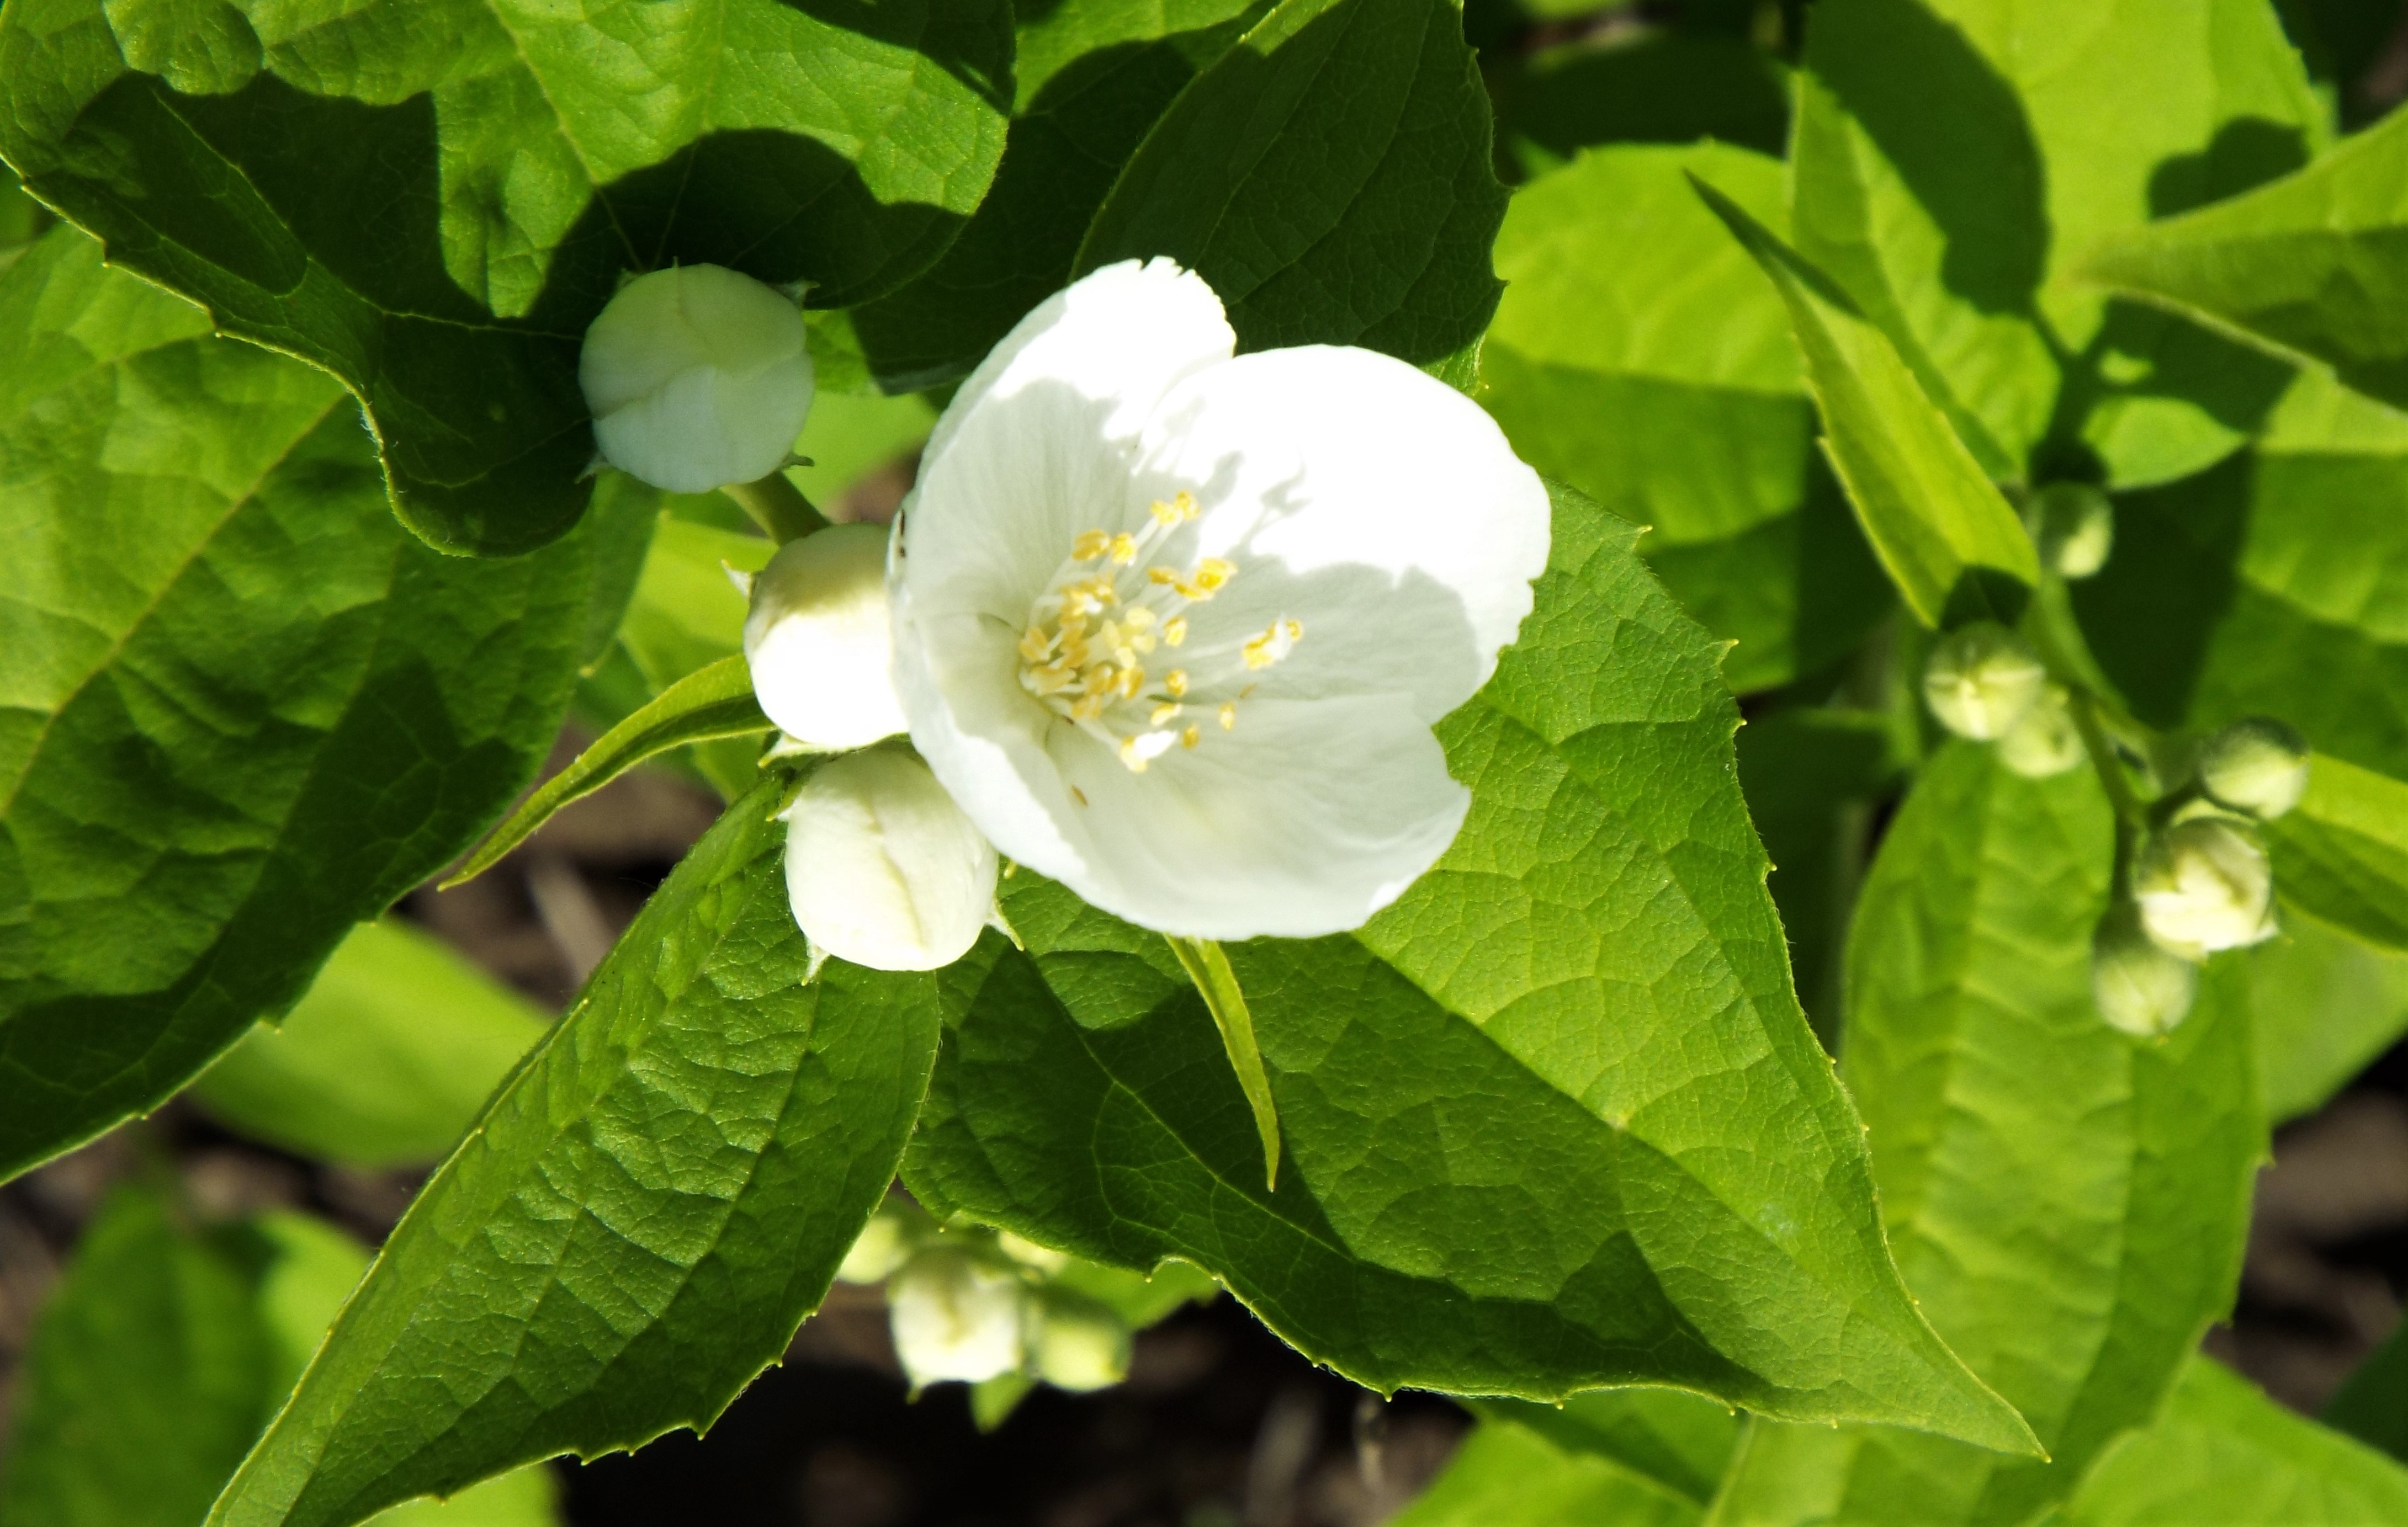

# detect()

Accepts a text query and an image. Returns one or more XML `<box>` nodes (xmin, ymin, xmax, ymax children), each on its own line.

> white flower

<box><xmin>1922</xmin><ymin>622</ymin><xmax>2046</xmax><ymax>741</ymax></box>
<box><xmin>745</xmin><ymin>525</ymin><xmax>909</xmax><ymax>749</ymax></box>
<box><xmin>887</xmin><ymin>259</ymin><xmax>1550</xmax><ymax>940</ymax></box>
<box><xmin>2195</xmin><ymin>716</ymin><xmax>2310</xmax><ymax>820</ymax></box>
<box><xmin>2133</xmin><ymin>816</ymin><xmax>2276</xmax><ymax>961</ymax></box>
<box><xmin>1997</xmin><ymin>684</ymin><xmax>2083</xmax><ymax>779</ymax></box>
<box><xmin>781</xmin><ymin>751</ymin><xmax>997</xmax><ymax>972</ymax></box>
<box><xmin>888</xmin><ymin>1250</ymin><xmax>1026</xmax><ymax>1386</ymax></box>
<box><xmin>579</xmin><ymin>264</ymin><xmax>814</xmax><ymax>493</ymax></box>
<box><xmin>2091</xmin><ymin>904</ymin><xmax>2197</xmax><ymax>1037</ymax></box>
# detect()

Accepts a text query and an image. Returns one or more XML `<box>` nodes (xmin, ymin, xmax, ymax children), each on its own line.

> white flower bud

<box><xmin>2133</xmin><ymin>817</ymin><xmax>2276</xmax><ymax>961</ymax></box>
<box><xmin>995</xmin><ymin>1230</ymin><xmax>1070</xmax><ymax>1275</ymax></box>
<box><xmin>782</xmin><ymin>751</ymin><xmax>998</xmax><ymax>972</ymax></box>
<box><xmin>2027</xmin><ymin>482</ymin><xmax>2114</xmax><ymax>579</ymax></box>
<box><xmin>1997</xmin><ymin>684</ymin><xmax>2083</xmax><ymax>779</ymax></box>
<box><xmin>2195</xmin><ymin>716</ymin><xmax>2310</xmax><ymax>820</ymax></box>
<box><xmin>1028</xmin><ymin>1295</ymin><xmax>1130</xmax><ymax>1393</ymax></box>
<box><xmin>1923</xmin><ymin>622</ymin><xmax>2047</xmax><ymax>741</ymax></box>
<box><xmin>2091</xmin><ymin>904</ymin><xmax>2198</xmax><ymax>1037</ymax></box>
<box><xmin>579</xmin><ymin>264</ymin><xmax>814</xmax><ymax>493</ymax></box>
<box><xmin>836</xmin><ymin>1201</ymin><xmax>924</xmax><ymax>1285</ymax></box>
<box><xmin>744</xmin><ymin>525</ymin><xmax>908</xmax><ymax>750</ymax></box>
<box><xmin>888</xmin><ymin>1249</ymin><xmax>1026</xmax><ymax>1386</ymax></box>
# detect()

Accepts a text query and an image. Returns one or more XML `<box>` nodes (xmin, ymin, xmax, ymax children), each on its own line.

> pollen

<box><xmin>1148</xmin><ymin>491</ymin><xmax>1199</xmax><ymax>526</ymax></box>
<box><xmin>1164</xmin><ymin>669</ymin><xmax>1189</xmax><ymax>698</ymax></box>
<box><xmin>1219</xmin><ymin>703</ymin><xmax>1237</xmax><ymax>731</ymax></box>
<box><xmin>1150</xmin><ymin>703</ymin><xmax>1182</xmax><ymax>726</ymax></box>
<box><xmin>1182</xmin><ymin>725</ymin><xmax>1201</xmax><ymax>749</ymax></box>
<box><xmin>1072</xmin><ymin>529</ymin><xmax>1110</xmax><ymax>561</ymax></box>
<box><xmin>1109</xmin><ymin>532</ymin><xmax>1139</xmax><ymax>565</ymax></box>
<box><xmin>1163</xmin><ymin>616</ymin><xmax>1187</xmax><ymax>647</ymax></box>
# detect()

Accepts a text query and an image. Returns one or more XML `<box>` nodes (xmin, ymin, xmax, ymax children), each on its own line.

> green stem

<box><xmin>722</xmin><ymin>470</ymin><xmax>827</xmax><ymax>542</ymax></box>
<box><xmin>2068</xmin><ymin>688</ymin><xmax>2143</xmax><ymax>885</ymax></box>
<box><xmin>1165</xmin><ymin>935</ymin><xmax>1281</xmax><ymax>1190</ymax></box>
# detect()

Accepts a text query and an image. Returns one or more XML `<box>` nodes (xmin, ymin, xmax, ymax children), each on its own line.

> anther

<box><xmin>1219</xmin><ymin>703</ymin><xmax>1237</xmax><ymax>731</ymax></box>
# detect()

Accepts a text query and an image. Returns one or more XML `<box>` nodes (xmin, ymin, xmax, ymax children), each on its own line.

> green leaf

<box><xmin>2245</xmin><ymin>908</ymin><xmax>2408</xmax><ymax>1122</ymax></box>
<box><xmin>0</xmin><ymin>227</ymin><xmax>591</xmax><ymax>1184</ymax></box>
<box><xmin>1482</xmin><ymin>144</ymin><xmax>1891</xmax><ymax>692</ymax></box>
<box><xmin>2072</xmin><ymin>370</ymin><xmax>2408</xmax><ymax>779</ymax></box>
<box><xmin>788</xmin><ymin>391</ymin><xmax>938</xmax><ymax>506</ymax></box>
<box><xmin>1075</xmin><ymin>0</ymin><xmax>1507</xmax><ymax>371</ymax></box>
<box><xmin>1383</xmin><ymin>1414</ymin><xmax>1710</xmax><ymax>1527</ymax></box>
<box><xmin>849</xmin><ymin>0</ymin><xmax>1265</xmax><ymax>391</ymax></box>
<box><xmin>1696</xmin><ymin>180</ymin><xmax>2040</xmax><ymax>627</ymax></box>
<box><xmin>2059</xmin><ymin>1356</ymin><xmax>2408</xmax><ymax>1526</ymax></box>
<box><xmin>1164</xmin><ymin>934</ymin><xmax>1280</xmax><ymax>1190</ymax></box>
<box><xmin>2325</xmin><ymin>1321</ymin><xmax>2408</xmax><ymax>1465</ymax></box>
<box><xmin>1471</xmin><ymin>1389</ymin><xmax>1741</xmax><ymax>1507</ymax></box>
<box><xmin>1490</xmin><ymin>33</ymin><xmax>1789</xmax><ymax>182</ymax></box>
<box><xmin>2082</xmin><ymin>99</ymin><xmax>2408</xmax><ymax>416</ymax></box>
<box><xmin>1706</xmin><ymin>743</ymin><xmax>2263</xmax><ymax>1527</ymax></box>
<box><xmin>905</xmin><ymin>484</ymin><xmax>2036</xmax><ymax>1451</ymax></box>
<box><xmin>0</xmin><ymin>0</ymin><xmax>1012</xmax><ymax>553</ymax></box>
<box><xmin>205</xmin><ymin>778</ymin><xmax>943</xmax><ymax>1527</ymax></box>
<box><xmin>445</xmin><ymin>656</ymin><xmax>771</xmax><ymax>888</ymax></box>
<box><xmin>192</xmin><ymin>921</ymin><xmax>549</xmax><ymax>1169</ymax></box>
<box><xmin>2265</xmin><ymin>751</ymin><xmax>2408</xmax><ymax>950</ymax></box>
<box><xmin>1791</xmin><ymin>0</ymin><xmax>2324</xmax><ymax>486</ymax></box>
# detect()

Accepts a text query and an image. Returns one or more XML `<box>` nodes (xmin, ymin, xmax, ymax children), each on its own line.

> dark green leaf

<box><xmin>1471</xmin><ymin>1389</ymin><xmax>1741</xmax><ymax>1507</ymax></box>
<box><xmin>905</xmin><ymin>485</ymin><xmax>2036</xmax><ymax>1451</ymax></box>
<box><xmin>192</xmin><ymin>921</ymin><xmax>549</xmax><ymax>1169</ymax></box>
<box><xmin>1698</xmin><ymin>181</ymin><xmax>2040</xmax><ymax>627</ymax></box>
<box><xmin>1490</xmin><ymin>33</ymin><xmax>1789</xmax><ymax>182</ymax></box>
<box><xmin>2325</xmin><ymin>1320</ymin><xmax>2408</xmax><ymax>1464</ymax></box>
<box><xmin>2246</xmin><ymin>908</ymin><xmax>2408</xmax><ymax>1122</ymax></box>
<box><xmin>1708</xmin><ymin>743</ymin><xmax>2263</xmax><ymax>1527</ymax></box>
<box><xmin>1482</xmin><ymin>143</ymin><xmax>1891</xmax><ymax>691</ymax></box>
<box><xmin>206</xmin><ymin>779</ymin><xmax>943</xmax><ymax>1527</ymax></box>
<box><xmin>2266</xmin><ymin>751</ymin><xmax>2408</xmax><ymax>951</ymax></box>
<box><xmin>2060</xmin><ymin>1356</ymin><xmax>2408</xmax><ymax>1525</ymax></box>
<box><xmin>1075</xmin><ymin>0</ymin><xmax>1507</xmax><ymax>373</ymax></box>
<box><xmin>2274</xmin><ymin>0</ymin><xmax>2408</xmax><ymax>131</ymax></box>
<box><xmin>0</xmin><ymin>0</ymin><xmax>1012</xmax><ymax>552</ymax></box>
<box><xmin>850</xmin><ymin>0</ymin><xmax>1265</xmax><ymax>391</ymax></box>
<box><xmin>0</xmin><ymin>227</ymin><xmax>591</xmax><ymax>1184</ymax></box>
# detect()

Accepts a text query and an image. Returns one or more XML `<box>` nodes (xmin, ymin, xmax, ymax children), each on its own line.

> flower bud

<box><xmin>2133</xmin><ymin>817</ymin><xmax>2276</xmax><ymax>961</ymax></box>
<box><xmin>1027</xmin><ymin>1294</ymin><xmax>1131</xmax><ymax>1393</ymax></box>
<box><xmin>1923</xmin><ymin>622</ymin><xmax>2047</xmax><ymax>741</ymax></box>
<box><xmin>2027</xmin><ymin>482</ymin><xmax>2114</xmax><ymax>579</ymax></box>
<box><xmin>888</xmin><ymin>1249</ymin><xmax>1026</xmax><ymax>1386</ymax></box>
<box><xmin>2091</xmin><ymin>903</ymin><xmax>2197</xmax><ymax>1037</ymax></box>
<box><xmin>836</xmin><ymin>1200</ymin><xmax>925</xmax><ymax>1285</ymax></box>
<box><xmin>2195</xmin><ymin>716</ymin><xmax>2310</xmax><ymax>821</ymax></box>
<box><xmin>996</xmin><ymin>1230</ymin><xmax>1070</xmax><ymax>1275</ymax></box>
<box><xmin>1997</xmin><ymin>683</ymin><xmax>2083</xmax><ymax>779</ymax></box>
<box><xmin>745</xmin><ymin>525</ymin><xmax>908</xmax><ymax>749</ymax></box>
<box><xmin>782</xmin><ymin>751</ymin><xmax>998</xmax><ymax>972</ymax></box>
<box><xmin>580</xmin><ymin>264</ymin><xmax>814</xmax><ymax>493</ymax></box>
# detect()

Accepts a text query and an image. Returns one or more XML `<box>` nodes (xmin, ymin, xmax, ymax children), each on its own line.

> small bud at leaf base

<box><xmin>2091</xmin><ymin>903</ymin><xmax>2198</xmax><ymax>1037</ymax></box>
<box><xmin>1923</xmin><ymin>622</ymin><xmax>2046</xmax><ymax>741</ymax></box>
<box><xmin>2133</xmin><ymin>817</ymin><xmax>2276</xmax><ymax>960</ymax></box>
<box><xmin>889</xmin><ymin>1249</ymin><xmax>1026</xmax><ymax>1386</ymax></box>
<box><xmin>782</xmin><ymin>751</ymin><xmax>998</xmax><ymax>972</ymax></box>
<box><xmin>1028</xmin><ymin>1295</ymin><xmax>1131</xmax><ymax>1392</ymax></box>
<box><xmin>1998</xmin><ymin>684</ymin><xmax>2083</xmax><ymax>778</ymax></box>
<box><xmin>836</xmin><ymin>1200</ymin><xmax>925</xmax><ymax>1285</ymax></box>
<box><xmin>995</xmin><ymin>1230</ymin><xmax>1070</xmax><ymax>1275</ymax></box>
<box><xmin>745</xmin><ymin>525</ymin><xmax>908</xmax><ymax>749</ymax></box>
<box><xmin>580</xmin><ymin>264</ymin><xmax>814</xmax><ymax>492</ymax></box>
<box><xmin>2027</xmin><ymin>482</ymin><xmax>2114</xmax><ymax>579</ymax></box>
<box><xmin>2196</xmin><ymin>716</ymin><xmax>2310</xmax><ymax>820</ymax></box>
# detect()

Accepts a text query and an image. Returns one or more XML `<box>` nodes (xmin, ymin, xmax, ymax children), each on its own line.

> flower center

<box><xmin>1016</xmin><ymin>492</ymin><xmax>1303</xmax><ymax>772</ymax></box>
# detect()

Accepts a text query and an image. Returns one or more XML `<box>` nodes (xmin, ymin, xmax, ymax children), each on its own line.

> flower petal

<box><xmin>903</xmin><ymin>259</ymin><xmax>1235</xmax><ymax>625</ymax></box>
<box><xmin>1134</xmin><ymin>345</ymin><xmax>1550</xmax><ymax>722</ymax></box>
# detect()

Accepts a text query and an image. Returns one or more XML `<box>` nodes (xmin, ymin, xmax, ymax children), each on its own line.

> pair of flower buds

<box><xmin>580</xmin><ymin>259</ymin><xmax>1553</xmax><ymax>970</ymax></box>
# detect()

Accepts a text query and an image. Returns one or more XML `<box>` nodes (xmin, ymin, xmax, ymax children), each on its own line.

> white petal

<box><xmin>744</xmin><ymin>525</ymin><xmax>907</xmax><ymax>750</ymax></box>
<box><xmin>781</xmin><ymin>751</ymin><xmax>998</xmax><ymax>971</ymax></box>
<box><xmin>581</xmin><ymin>265</ymin><xmax>813</xmax><ymax>492</ymax></box>
<box><xmin>901</xmin><ymin>259</ymin><xmax>1235</xmax><ymax>626</ymax></box>
<box><xmin>888</xmin><ymin>1252</ymin><xmax>1025</xmax><ymax>1385</ymax></box>
<box><xmin>1135</xmin><ymin>345</ymin><xmax>1550</xmax><ymax>721</ymax></box>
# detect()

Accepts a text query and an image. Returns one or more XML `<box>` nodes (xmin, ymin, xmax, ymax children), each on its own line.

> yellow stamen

<box><xmin>1123</xmin><ymin>606</ymin><xmax>1157</xmax><ymax>630</ymax></box>
<box><xmin>1150</xmin><ymin>703</ymin><xmax>1182</xmax><ymax>726</ymax></box>
<box><xmin>1164</xmin><ymin>669</ymin><xmax>1189</xmax><ymax>698</ymax></box>
<box><xmin>1072</xmin><ymin>529</ymin><xmax>1110</xmax><ymax>561</ymax></box>
<box><xmin>1110</xmin><ymin>532</ymin><xmax>1139</xmax><ymax>565</ymax></box>
<box><xmin>1219</xmin><ymin>702</ymin><xmax>1237</xmax><ymax>731</ymax></box>
<box><xmin>1194</xmin><ymin>558</ymin><xmax>1235</xmax><ymax>593</ymax></box>
<box><xmin>1285</xmin><ymin>619</ymin><xmax>1303</xmax><ymax>641</ymax></box>
<box><xmin>1018</xmin><ymin>625</ymin><xmax>1053</xmax><ymax>662</ymax></box>
<box><xmin>1163</xmin><ymin>616</ymin><xmax>1187</xmax><ymax>647</ymax></box>
<box><xmin>1182</xmin><ymin>724</ymin><xmax>1201</xmax><ymax>749</ymax></box>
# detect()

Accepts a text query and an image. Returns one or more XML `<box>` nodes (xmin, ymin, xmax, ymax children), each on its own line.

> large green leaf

<box><xmin>0</xmin><ymin>0</ymin><xmax>1011</xmax><ymax>552</ymax></box>
<box><xmin>2247</xmin><ymin>907</ymin><xmax>2408</xmax><ymax>1122</ymax></box>
<box><xmin>1075</xmin><ymin>0</ymin><xmax>1507</xmax><ymax>374</ymax></box>
<box><xmin>2325</xmin><ymin>1320</ymin><xmax>2408</xmax><ymax>1465</ymax></box>
<box><xmin>1383</xmin><ymin>1414</ymin><xmax>1709</xmax><ymax>1527</ymax></box>
<box><xmin>1473</xmin><ymin>1388</ymin><xmax>1741</xmax><ymax>1508</ymax></box>
<box><xmin>0</xmin><ymin>227</ymin><xmax>594</xmax><ymax>1184</ymax></box>
<box><xmin>1699</xmin><ymin>184</ymin><xmax>2039</xmax><ymax>627</ymax></box>
<box><xmin>2073</xmin><ymin>371</ymin><xmax>2408</xmax><ymax>779</ymax></box>
<box><xmin>1791</xmin><ymin>0</ymin><xmax>2324</xmax><ymax>485</ymax></box>
<box><xmin>2058</xmin><ymin>1356</ymin><xmax>2408</xmax><ymax>1526</ymax></box>
<box><xmin>192</xmin><ymin>921</ymin><xmax>549</xmax><ymax>1169</ymax></box>
<box><xmin>905</xmin><ymin>486</ymin><xmax>2034</xmax><ymax>1451</ymax></box>
<box><xmin>1489</xmin><ymin>32</ymin><xmax>1789</xmax><ymax>182</ymax></box>
<box><xmin>2082</xmin><ymin>99</ymin><xmax>2408</xmax><ymax>416</ymax></box>
<box><xmin>205</xmin><ymin>779</ymin><xmax>943</xmax><ymax>1527</ymax></box>
<box><xmin>1482</xmin><ymin>143</ymin><xmax>1890</xmax><ymax>692</ymax></box>
<box><xmin>848</xmin><ymin>0</ymin><xmax>1265</xmax><ymax>391</ymax></box>
<box><xmin>1707</xmin><ymin>743</ymin><xmax>2263</xmax><ymax>1527</ymax></box>
<box><xmin>2266</xmin><ymin>751</ymin><xmax>2408</xmax><ymax>950</ymax></box>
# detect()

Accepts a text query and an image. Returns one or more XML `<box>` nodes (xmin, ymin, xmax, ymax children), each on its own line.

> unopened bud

<box><xmin>745</xmin><ymin>525</ymin><xmax>908</xmax><ymax>749</ymax></box>
<box><xmin>836</xmin><ymin>1200</ymin><xmax>926</xmax><ymax>1285</ymax></box>
<box><xmin>2027</xmin><ymin>482</ymin><xmax>2114</xmax><ymax>579</ymax></box>
<box><xmin>782</xmin><ymin>751</ymin><xmax>997</xmax><ymax>972</ymax></box>
<box><xmin>2133</xmin><ymin>817</ymin><xmax>2276</xmax><ymax>960</ymax></box>
<box><xmin>889</xmin><ymin>1249</ymin><xmax>1025</xmax><ymax>1385</ymax></box>
<box><xmin>1998</xmin><ymin>684</ymin><xmax>2083</xmax><ymax>778</ymax></box>
<box><xmin>580</xmin><ymin>264</ymin><xmax>814</xmax><ymax>492</ymax></box>
<box><xmin>1923</xmin><ymin>622</ymin><xmax>2046</xmax><ymax>741</ymax></box>
<box><xmin>1028</xmin><ymin>1294</ymin><xmax>1131</xmax><ymax>1392</ymax></box>
<box><xmin>996</xmin><ymin>1230</ymin><xmax>1070</xmax><ymax>1275</ymax></box>
<box><xmin>2195</xmin><ymin>716</ymin><xmax>2310</xmax><ymax>820</ymax></box>
<box><xmin>2091</xmin><ymin>903</ymin><xmax>2198</xmax><ymax>1036</ymax></box>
